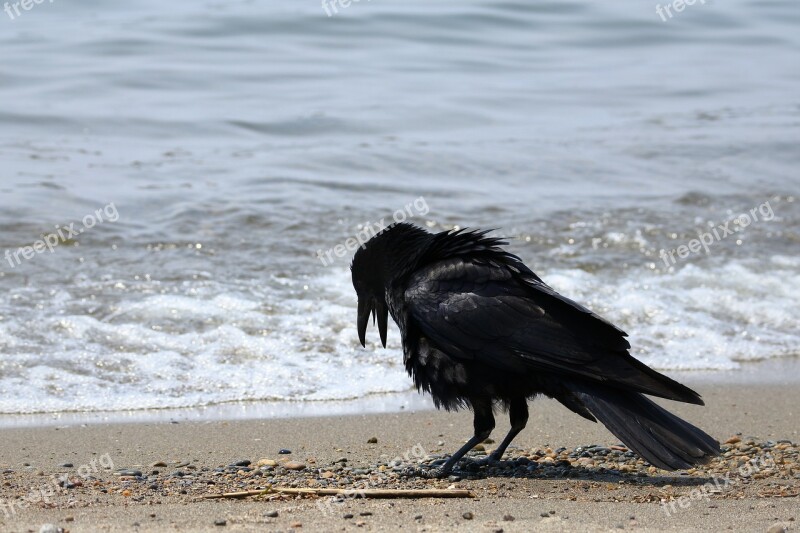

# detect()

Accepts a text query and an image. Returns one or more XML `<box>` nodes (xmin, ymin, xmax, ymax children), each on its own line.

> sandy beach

<box><xmin>3</xmin><ymin>0</ymin><xmax>799</xmax><ymax>531</ymax></box>
<box><xmin>1</xmin><ymin>373</ymin><xmax>797</xmax><ymax>532</ymax></box>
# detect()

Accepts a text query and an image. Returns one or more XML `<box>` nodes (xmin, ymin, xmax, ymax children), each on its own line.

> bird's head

<box><xmin>351</xmin><ymin>232</ymin><xmax>390</xmax><ymax>348</ymax></box>
<box><xmin>350</xmin><ymin>222</ymin><xmax>430</xmax><ymax>348</ymax></box>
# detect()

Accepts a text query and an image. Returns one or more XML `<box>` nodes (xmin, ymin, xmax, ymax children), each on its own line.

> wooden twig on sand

<box><xmin>203</xmin><ymin>487</ymin><xmax>476</xmax><ymax>500</ymax></box>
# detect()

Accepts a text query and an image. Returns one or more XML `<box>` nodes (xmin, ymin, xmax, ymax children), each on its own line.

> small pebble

<box><xmin>367</xmin><ymin>437</ymin><xmax>378</xmax><ymax>443</ymax></box>
<box><xmin>214</xmin><ymin>519</ymin><xmax>226</xmax><ymax>526</ymax></box>
<box><xmin>462</xmin><ymin>512</ymin><xmax>474</xmax><ymax>520</ymax></box>
<box><xmin>265</xmin><ymin>510</ymin><xmax>278</xmax><ymax>518</ymax></box>
<box><xmin>278</xmin><ymin>449</ymin><xmax>292</xmax><ymax>455</ymax></box>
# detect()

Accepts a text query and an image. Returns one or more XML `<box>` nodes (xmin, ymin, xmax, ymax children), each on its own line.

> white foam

<box><xmin>0</xmin><ymin>267</ymin><xmax>410</xmax><ymax>413</ymax></box>
<box><xmin>0</xmin><ymin>258</ymin><xmax>797</xmax><ymax>413</ymax></box>
<box><xmin>545</xmin><ymin>255</ymin><xmax>800</xmax><ymax>370</ymax></box>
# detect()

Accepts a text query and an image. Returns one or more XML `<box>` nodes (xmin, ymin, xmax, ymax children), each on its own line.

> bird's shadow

<box><xmin>413</xmin><ymin>457</ymin><xmax>716</xmax><ymax>487</ymax></box>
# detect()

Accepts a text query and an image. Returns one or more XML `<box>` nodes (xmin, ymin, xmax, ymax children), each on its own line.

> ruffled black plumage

<box><xmin>351</xmin><ymin>223</ymin><xmax>720</xmax><ymax>474</ymax></box>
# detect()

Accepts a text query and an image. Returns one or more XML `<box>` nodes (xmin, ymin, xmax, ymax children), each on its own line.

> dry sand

<box><xmin>1</xmin><ymin>380</ymin><xmax>798</xmax><ymax>532</ymax></box>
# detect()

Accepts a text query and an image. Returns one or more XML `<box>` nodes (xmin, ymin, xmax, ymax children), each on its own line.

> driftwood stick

<box><xmin>203</xmin><ymin>490</ymin><xmax>270</xmax><ymax>500</ymax></box>
<box><xmin>203</xmin><ymin>487</ymin><xmax>476</xmax><ymax>500</ymax></box>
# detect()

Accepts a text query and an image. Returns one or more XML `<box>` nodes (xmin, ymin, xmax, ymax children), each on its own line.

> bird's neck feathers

<box><xmin>423</xmin><ymin>228</ymin><xmax>541</xmax><ymax>281</ymax></box>
<box><xmin>376</xmin><ymin>223</ymin><xmax>433</xmax><ymax>280</ymax></box>
<box><xmin>425</xmin><ymin>228</ymin><xmax>508</xmax><ymax>262</ymax></box>
<box><xmin>375</xmin><ymin>223</ymin><xmax>537</xmax><ymax>284</ymax></box>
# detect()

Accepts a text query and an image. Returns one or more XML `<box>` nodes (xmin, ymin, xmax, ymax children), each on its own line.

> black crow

<box><xmin>351</xmin><ymin>223</ymin><xmax>720</xmax><ymax>477</ymax></box>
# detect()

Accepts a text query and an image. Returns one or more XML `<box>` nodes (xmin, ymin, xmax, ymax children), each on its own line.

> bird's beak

<box><xmin>357</xmin><ymin>298</ymin><xmax>370</xmax><ymax>348</ymax></box>
<box><xmin>357</xmin><ymin>297</ymin><xmax>388</xmax><ymax>348</ymax></box>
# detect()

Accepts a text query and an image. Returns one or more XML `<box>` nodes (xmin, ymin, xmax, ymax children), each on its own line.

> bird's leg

<box><xmin>411</xmin><ymin>400</ymin><xmax>494</xmax><ymax>478</ymax></box>
<box><xmin>438</xmin><ymin>401</ymin><xmax>495</xmax><ymax>475</ymax></box>
<box><xmin>487</xmin><ymin>397</ymin><xmax>528</xmax><ymax>462</ymax></box>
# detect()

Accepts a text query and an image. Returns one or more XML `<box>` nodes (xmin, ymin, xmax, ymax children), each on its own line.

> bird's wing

<box><xmin>404</xmin><ymin>256</ymin><xmax>701</xmax><ymax>403</ymax></box>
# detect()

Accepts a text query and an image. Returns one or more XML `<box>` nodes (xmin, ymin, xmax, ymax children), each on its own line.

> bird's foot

<box><xmin>464</xmin><ymin>453</ymin><xmax>503</xmax><ymax>469</ymax></box>
<box><xmin>473</xmin><ymin>455</ymin><xmax>498</xmax><ymax>465</ymax></box>
<box><xmin>403</xmin><ymin>453</ymin><xmax>505</xmax><ymax>478</ymax></box>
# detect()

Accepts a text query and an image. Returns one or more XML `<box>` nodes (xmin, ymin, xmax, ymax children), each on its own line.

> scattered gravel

<box><xmin>2</xmin><ymin>436</ymin><xmax>796</xmax><ymax>512</ymax></box>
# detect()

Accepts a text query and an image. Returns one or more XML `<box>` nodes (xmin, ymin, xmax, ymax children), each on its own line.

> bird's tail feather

<box><xmin>567</xmin><ymin>383</ymin><xmax>720</xmax><ymax>470</ymax></box>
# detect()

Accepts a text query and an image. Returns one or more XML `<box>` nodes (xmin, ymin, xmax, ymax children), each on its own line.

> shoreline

<box><xmin>1</xmin><ymin>356</ymin><xmax>798</xmax><ymax>430</ymax></box>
